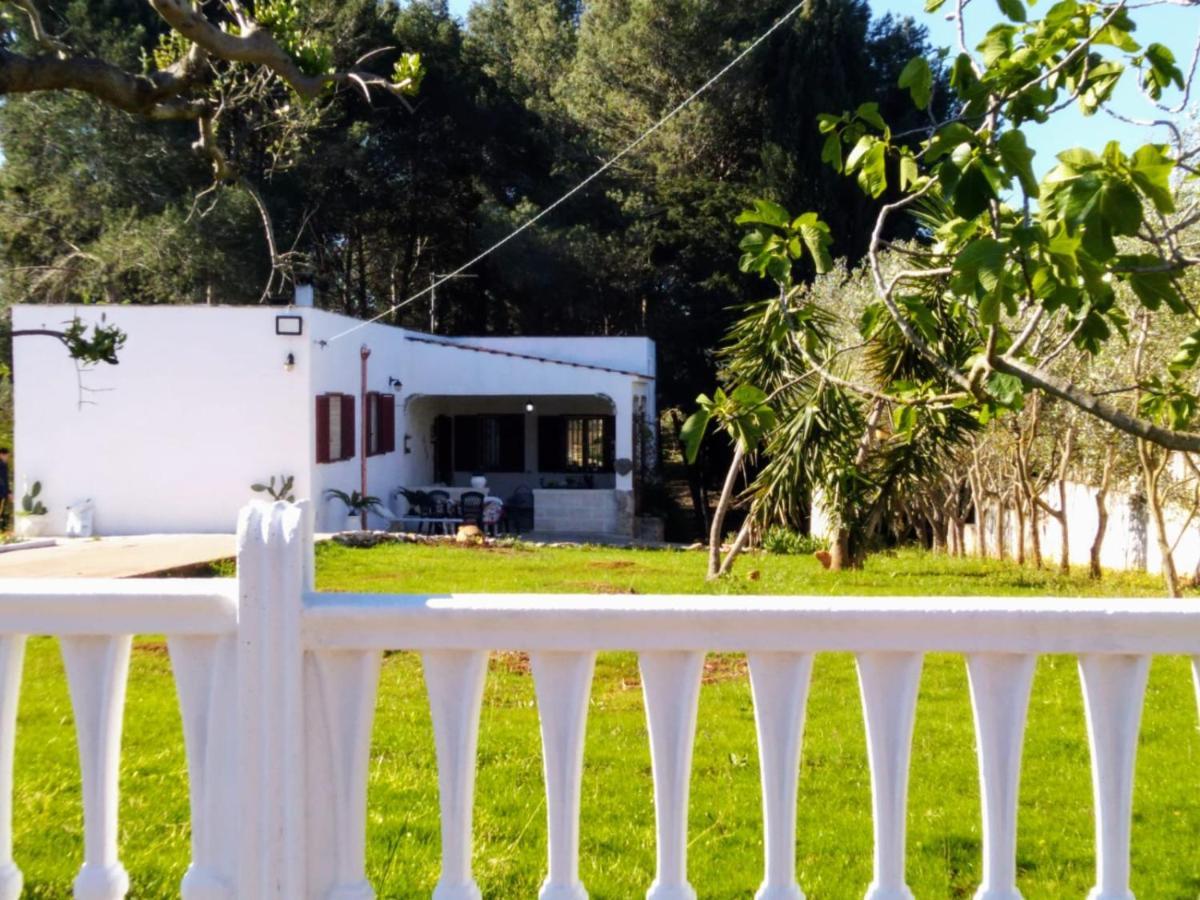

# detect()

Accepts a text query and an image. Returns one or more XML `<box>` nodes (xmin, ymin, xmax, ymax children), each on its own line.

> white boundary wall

<box><xmin>0</xmin><ymin>500</ymin><xmax>1195</xmax><ymax>899</ymax></box>
<box><xmin>966</xmin><ymin>480</ymin><xmax>1200</xmax><ymax>578</ymax></box>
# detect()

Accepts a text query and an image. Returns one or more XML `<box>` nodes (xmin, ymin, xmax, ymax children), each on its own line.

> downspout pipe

<box><xmin>360</xmin><ymin>344</ymin><xmax>371</xmax><ymax>530</ymax></box>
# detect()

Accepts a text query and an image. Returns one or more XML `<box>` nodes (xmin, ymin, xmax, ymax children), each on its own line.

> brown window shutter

<box><xmin>380</xmin><ymin>394</ymin><xmax>396</xmax><ymax>453</ymax></box>
<box><xmin>341</xmin><ymin>394</ymin><xmax>355</xmax><ymax>460</ymax></box>
<box><xmin>315</xmin><ymin>394</ymin><xmax>331</xmax><ymax>464</ymax></box>
<box><xmin>365</xmin><ymin>391</ymin><xmax>378</xmax><ymax>457</ymax></box>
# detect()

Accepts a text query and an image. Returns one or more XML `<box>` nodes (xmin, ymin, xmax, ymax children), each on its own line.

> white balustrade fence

<box><xmin>0</xmin><ymin>500</ymin><xmax>1198</xmax><ymax>900</ymax></box>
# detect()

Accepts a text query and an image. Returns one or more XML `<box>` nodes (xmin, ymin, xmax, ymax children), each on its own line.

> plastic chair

<box><xmin>460</xmin><ymin>491</ymin><xmax>485</xmax><ymax>528</ymax></box>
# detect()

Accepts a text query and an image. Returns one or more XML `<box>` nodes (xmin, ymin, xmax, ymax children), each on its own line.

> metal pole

<box><xmin>360</xmin><ymin>344</ymin><xmax>371</xmax><ymax>529</ymax></box>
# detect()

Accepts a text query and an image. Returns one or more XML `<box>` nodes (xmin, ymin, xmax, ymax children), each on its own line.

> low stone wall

<box><xmin>533</xmin><ymin>488</ymin><xmax>634</xmax><ymax>536</ymax></box>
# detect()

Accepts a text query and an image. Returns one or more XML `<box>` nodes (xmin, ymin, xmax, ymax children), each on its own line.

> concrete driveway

<box><xmin>0</xmin><ymin>534</ymin><xmax>236</xmax><ymax>578</ymax></box>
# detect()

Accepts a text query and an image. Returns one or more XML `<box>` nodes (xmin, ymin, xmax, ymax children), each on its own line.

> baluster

<box><xmin>532</xmin><ymin>651</ymin><xmax>596</xmax><ymax>900</ymax></box>
<box><xmin>639</xmin><ymin>650</ymin><xmax>704</xmax><ymax>900</ymax></box>
<box><xmin>966</xmin><ymin>653</ymin><xmax>1036</xmax><ymax>900</ymax></box>
<box><xmin>0</xmin><ymin>635</ymin><xmax>25</xmax><ymax>900</ymax></box>
<box><xmin>1078</xmin><ymin>653</ymin><xmax>1149</xmax><ymax>900</ymax></box>
<box><xmin>856</xmin><ymin>651</ymin><xmax>923</xmax><ymax>900</ymax></box>
<box><xmin>60</xmin><ymin>635</ymin><xmax>132</xmax><ymax>900</ymax></box>
<box><xmin>423</xmin><ymin>650</ymin><xmax>489</xmax><ymax>900</ymax></box>
<box><xmin>747</xmin><ymin>651</ymin><xmax>813</xmax><ymax>900</ymax></box>
<box><xmin>1192</xmin><ymin>657</ymin><xmax>1199</xmax><ymax>730</ymax></box>
<box><xmin>310</xmin><ymin>649</ymin><xmax>383</xmax><ymax>900</ymax></box>
<box><xmin>168</xmin><ymin>634</ymin><xmax>238</xmax><ymax>900</ymax></box>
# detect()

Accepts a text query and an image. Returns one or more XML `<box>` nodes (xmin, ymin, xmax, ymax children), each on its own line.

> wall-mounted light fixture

<box><xmin>388</xmin><ymin>376</ymin><xmax>403</xmax><ymax>391</ymax></box>
<box><xmin>525</xmin><ymin>400</ymin><xmax>536</xmax><ymax>413</ymax></box>
<box><xmin>275</xmin><ymin>315</ymin><xmax>303</xmax><ymax>336</ymax></box>
<box><xmin>404</xmin><ymin>434</ymin><xmax>412</xmax><ymax>454</ymax></box>
<box><xmin>284</xmin><ymin>352</ymin><xmax>296</xmax><ymax>372</ymax></box>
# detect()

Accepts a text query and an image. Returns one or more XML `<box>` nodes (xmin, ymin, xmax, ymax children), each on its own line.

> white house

<box><xmin>13</xmin><ymin>290</ymin><xmax>657</xmax><ymax>537</ymax></box>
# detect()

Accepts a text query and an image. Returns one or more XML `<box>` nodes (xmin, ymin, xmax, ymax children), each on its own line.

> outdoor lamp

<box><xmin>284</xmin><ymin>352</ymin><xmax>295</xmax><ymax>372</ymax></box>
<box><xmin>525</xmin><ymin>401</ymin><xmax>535</xmax><ymax>413</ymax></box>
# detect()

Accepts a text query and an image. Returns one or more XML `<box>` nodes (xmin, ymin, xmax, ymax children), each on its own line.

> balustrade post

<box><xmin>856</xmin><ymin>652</ymin><xmax>923</xmax><ymax>900</ymax></box>
<box><xmin>0</xmin><ymin>636</ymin><xmax>24</xmax><ymax>900</ymax></box>
<box><xmin>235</xmin><ymin>500</ymin><xmax>311</xmax><ymax>900</ymax></box>
<box><xmin>424</xmin><ymin>649</ymin><xmax>489</xmax><ymax>900</ymax></box>
<box><xmin>532</xmin><ymin>651</ymin><xmax>596</xmax><ymax>900</ymax></box>
<box><xmin>1079</xmin><ymin>653</ymin><xmax>1149</xmax><ymax>900</ymax></box>
<box><xmin>748</xmin><ymin>651</ymin><xmax>813</xmax><ymax>900</ymax></box>
<box><xmin>966</xmin><ymin>652</ymin><xmax>1036</xmax><ymax>900</ymax></box>
<box><xmin>169</xmin><ymin>633</ymin><xmax>239</xmax><ymax>900</ymax></box>
<box><xmin>61</xmin><ymin>634</ymin><xmax>132</xmax><ymax>900</ymax></box>
<box><xmin>639</xmin><ymin>650</ymin><xmax>704</xmax><ymax>900</ymax></box>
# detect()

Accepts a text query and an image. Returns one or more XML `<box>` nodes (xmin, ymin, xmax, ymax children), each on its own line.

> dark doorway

<box><xmin>433</xmin><ymin>415</ymin><xmax>453</xmax><ymax>484</ymax></box>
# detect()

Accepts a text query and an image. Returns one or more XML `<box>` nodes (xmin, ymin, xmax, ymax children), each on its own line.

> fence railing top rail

<box><xmin>0</xmin><ymin>577</ymin><xmax>237</xmax><ymax>635</ymax></box>
<box><xmin>302</xmin><ymin>591</ymin><xmax>1200</xmax><ymax>654</ymax></box>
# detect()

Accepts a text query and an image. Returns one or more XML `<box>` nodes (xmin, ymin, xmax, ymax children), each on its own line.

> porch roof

<box><xmin>404</xmin><ymin>335</ymin><xmax>655</xmax><ymax>381</ymax></box>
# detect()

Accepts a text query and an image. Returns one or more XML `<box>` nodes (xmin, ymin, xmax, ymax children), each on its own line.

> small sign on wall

<box><xmin>275</xmin><ymin>315</ymin><xmax>303</xmax><ymax>336</ymax></box>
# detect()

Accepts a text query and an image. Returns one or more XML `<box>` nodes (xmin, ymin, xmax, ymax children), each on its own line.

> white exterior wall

<box><xmin>15</xmin><ymin>304</ymin><xmax>656</xmax><ymax>536</ymax></box>
<box><xmin>13</xmin><ymin>305</ymin><xmax>312</xmax><ymax>535</ymax></box>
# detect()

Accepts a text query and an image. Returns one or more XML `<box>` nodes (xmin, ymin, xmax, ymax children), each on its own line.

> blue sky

<box><xmin>444</xmin><ymin>0</ymin><xmax>1197</xmax><ymax>176</ymax></box>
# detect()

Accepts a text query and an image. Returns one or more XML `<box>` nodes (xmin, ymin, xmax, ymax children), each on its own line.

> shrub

<box><xmin>762</xmin><ymin>526</ymin><xmax>828</xmax><ymax>556</ymax></box>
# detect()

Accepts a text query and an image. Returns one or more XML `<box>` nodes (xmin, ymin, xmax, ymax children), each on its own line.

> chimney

<box><xmin>293</xmin><ymin>281</ymin><xmax>314</xmax><ymax>308</ymax></box>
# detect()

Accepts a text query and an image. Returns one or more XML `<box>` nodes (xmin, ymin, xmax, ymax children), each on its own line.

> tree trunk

<box><xmin>1089</xmin><ymin>447</ymin><xmax>1115</xmax><ymax>580</ymax></box>
<box><xmin>969</xmin><ymin>466</ymin><xmax>988</xmax><ymax>560</ymax></box>
<box><xmin>707</xmin><ymin>442</ymin><xmax>745</xmax><ymax>579</ymax></box>
<box><xmin>1013</xmin><ymin>496</ymin><xmax>1026</xmax><ymax>565</ymax></box>
<box><xmin>1140</xmin><ymin>442</ymin><xmax>1181</xmax><ymax>597</ymax></box>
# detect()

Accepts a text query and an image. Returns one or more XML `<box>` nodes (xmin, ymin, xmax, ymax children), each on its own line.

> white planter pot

<box><xmin>16</xmin><ymin>515</ymin><xmax>46</xmax><ymax>539</ymax></box>
<box><xmin>470</xmin><ymin>475</ymin><xmax>488</xmax><ymax>490</ymax></box>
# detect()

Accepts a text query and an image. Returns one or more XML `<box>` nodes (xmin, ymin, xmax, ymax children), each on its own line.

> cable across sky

<box><xmin>322</xmin><ymin>0</ymin><xmax>810</xmax><ymax>345</ymax></box>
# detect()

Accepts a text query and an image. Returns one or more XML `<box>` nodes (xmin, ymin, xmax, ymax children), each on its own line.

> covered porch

<box><xmin>397</xmin><ymin>393</ymin><xmax>636</xmax><ymax>536</ymax></box>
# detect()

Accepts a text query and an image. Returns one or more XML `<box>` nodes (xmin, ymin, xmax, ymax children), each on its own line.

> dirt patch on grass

<box><xmin>135</xmin><ymin>640</ymin><xmax>170</xmax><ymax>656</ymax></box>
<box><xmin>490</xmin><ymin>651</ymin><xmax>533</xmax><ymax>675</ymax></box>
<box><xmin>565</xmin><ymin>582</ymin><xmax>638</xmax><ymax>594</ymax></box>
<box><xmin>703</xmin><ymin>654</ymin><xmax>748</xmax><ymax>684</ymax></box>
<box><xmin>587</xmin><ymin>560</ymin><xmax>637</xmax><ymax>570</ymax></box>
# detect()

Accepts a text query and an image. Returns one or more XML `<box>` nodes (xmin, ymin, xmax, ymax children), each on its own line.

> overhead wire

<box><xmin>322</xmin><ymin>0</ymin><xmax>809</xmax><ymax>344</ymax></box>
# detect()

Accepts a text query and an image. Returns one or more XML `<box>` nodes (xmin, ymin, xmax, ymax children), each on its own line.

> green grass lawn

<box><xmin>11</xmin><ymin>545</ymin><xmax>1200</xmax><ymax>898</ymax></box>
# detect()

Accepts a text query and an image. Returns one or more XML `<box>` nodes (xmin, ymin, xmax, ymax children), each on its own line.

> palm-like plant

<box><xmin>324</xmin><ymin>489</ymin><xmax>383</xmax><ymax>531</ymax></box>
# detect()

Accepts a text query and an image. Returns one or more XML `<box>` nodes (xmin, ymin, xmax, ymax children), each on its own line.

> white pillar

<box><xmin>613</xmin><ymin>387</ymin><xmax>635</xmax><ymax>492</ymax></box>
<box><xmin>60</xmin><ymin>634</ymin><xmax>132</xmax><ymax>900</ymax></box>
<box><xmin>1078</xmin><ymin>654</ymin><xmax>1149</xmax><ymax>900</ymax></box>
<box><xmin>236</xmin><ymin>500</ymin><xmax>311</xmax><ymax>900</ymax></box>
<box><xmin>639</xmin><ymin>650</ymin><xmax>704</xmax><ymax>900</ymax></box>
<box><xmin>966</xmin><ymin>653</ymin><xmax>1036</xmax><ymax>900</ymax></box>
<box><xmin>424</xmin><ymin>650</ymin><xmax>489</xmax><ymax>900</ymax></box>
<box><xmin>856</xmin><ymin>652</ymin><xmax>923</xmax><ymax>900</ymax></box>
<box><xmin>0</xmin><ymin>636</ymin><xmax>24</xmax><ymax>900</ymax></box>
<box><xmin>532</xmin><ymin>651</ymin><xmax>596</xmax><ymax>900</ymax></box>
<box><xmin>748</xmin><ymin>651</ymin><xmax>813</xmax><ymax>900</ymax></box>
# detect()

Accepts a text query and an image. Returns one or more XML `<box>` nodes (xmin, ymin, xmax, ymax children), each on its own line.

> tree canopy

<box><xmin>0</xmin><ymin>0</ymin><xmax>941</xmax><ymax>410</ymax></box>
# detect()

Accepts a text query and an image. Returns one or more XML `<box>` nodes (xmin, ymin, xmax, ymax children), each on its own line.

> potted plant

<box><xmin>324</xmin><ymin>489</ymin><xmax>382</xmax><ymax>531</ymax></box>
<box><xmin>16</xmin><ymin>481</ymin><xmax>48</xmax><ymax>538</ymax></box>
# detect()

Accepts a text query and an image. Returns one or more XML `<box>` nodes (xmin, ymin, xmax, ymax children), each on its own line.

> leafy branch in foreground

<box><xmin>807</xmin><ymin>0</ymin><xmax>1200</xmax><ymax>451</ymax></box>
<box><xmin>0</xmin><ymin>0</ymin><xmax>425</xmax><ymax>299</ymax></box>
